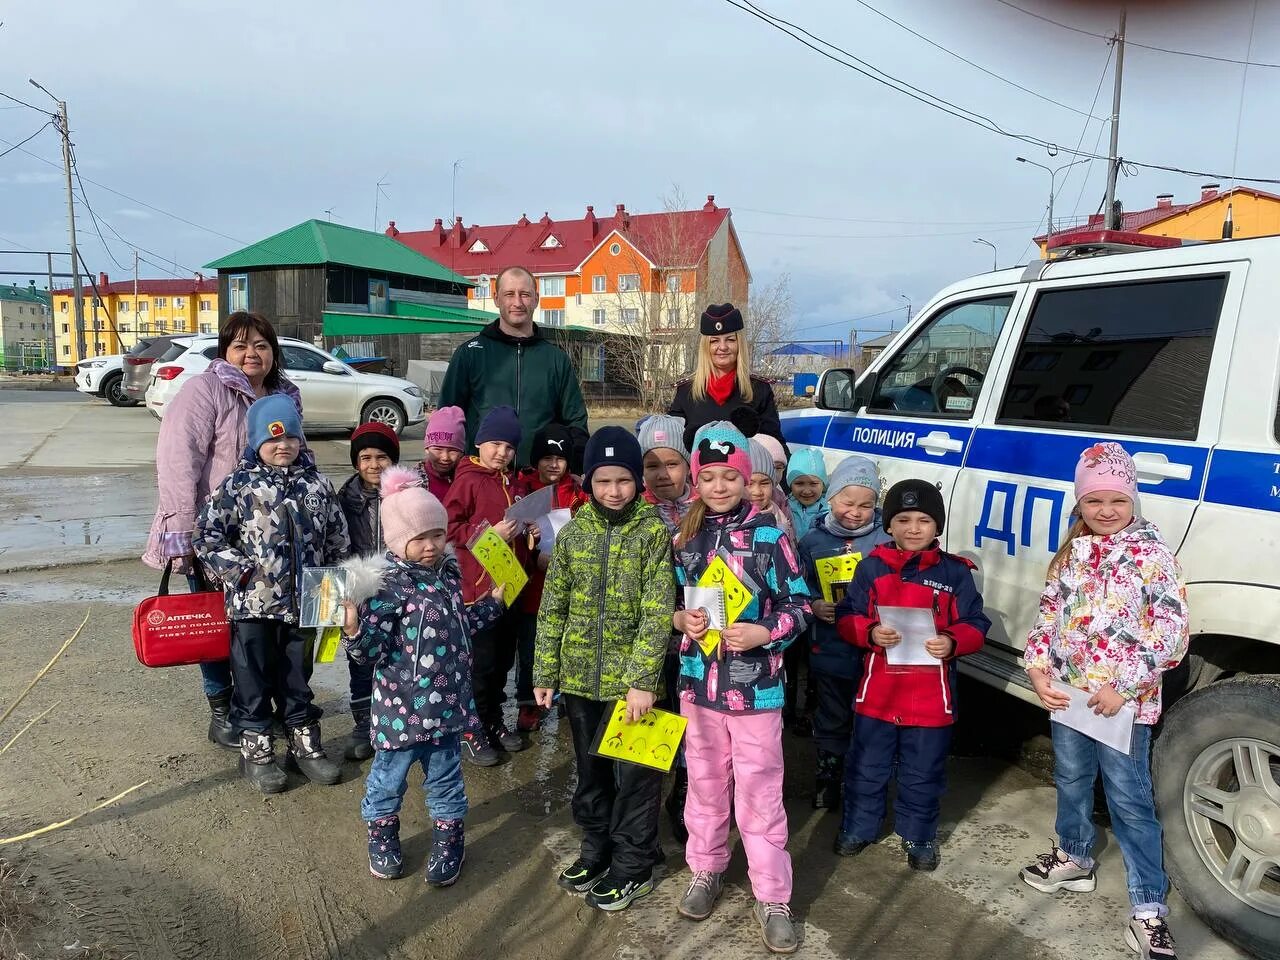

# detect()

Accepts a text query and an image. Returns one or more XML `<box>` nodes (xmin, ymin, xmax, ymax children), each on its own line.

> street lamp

<box><xmin>1016</xmin><ymin>155</ymin><xmax>1092</xmax><ymax>238</ymax></box>
<box><xmin>896</xmin><ymin>293</ymin><xmax>912</xmax><ymax>332</ymax></box>
<box><xmin>974</xmin><ymin>237</ymin><xmax>997</xmax><ymax>271</ymax></box>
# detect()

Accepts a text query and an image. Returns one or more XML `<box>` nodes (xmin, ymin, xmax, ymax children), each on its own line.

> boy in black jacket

<box><xmin>337</xmin><ymin>421</ymin><xmax>401</xmax><ymax>761</ymax></box>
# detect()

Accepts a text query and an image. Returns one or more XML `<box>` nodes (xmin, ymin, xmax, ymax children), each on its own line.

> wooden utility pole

<box><xmin>1103</xmin><ymin>9</ymin><xmax>1127</xmax><ymax>231</ymax></box>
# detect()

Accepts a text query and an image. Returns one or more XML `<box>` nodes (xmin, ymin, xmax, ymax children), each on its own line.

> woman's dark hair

<box><xmin>218</xmin><ymin>311</ymin><xmax>282</xmax><ymax>390</ymax></box>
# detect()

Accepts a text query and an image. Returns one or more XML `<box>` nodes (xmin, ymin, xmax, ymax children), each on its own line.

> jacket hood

<box><xmin>480</xmin><ymin>318</ymin><xmax>544</xmax><ymax>347</ymax></box>
<box><xmin>209</xmin><ymin>358</ymin><xmax>302</xmax><ymax>408</ymax></box>
<box><xmin>1072</xmin><ymin>517</ymin><xmax>1165</xmax><ymax>556</ymax></box>
<box><xmin>455</xmin><ymin>455</ymin><xmax>512</xmax><ymax>482</ymax></box>
<box><xmin>339</xmin><ymin>472</ymin><xmax>379</xmax><ymax>505</ymax></box>
<box><xmin>704</xmin><ymin>500</ymin><xmax>773</xmax><ymax>532</ymax></box>
<box><xmin>868</xmin><ymin>539</ymin><xmax>943</xmax><ymax>573</ymax></box>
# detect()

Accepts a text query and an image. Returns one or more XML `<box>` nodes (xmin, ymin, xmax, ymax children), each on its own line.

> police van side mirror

<box><xmin>815</xmin><ymin>368</ymin><xmax>858</xmax><ymax>411</ymax></box>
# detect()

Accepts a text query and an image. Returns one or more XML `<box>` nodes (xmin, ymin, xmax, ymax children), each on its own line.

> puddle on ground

<box><xmin>0</xmin><ymin>515</ymin><xmax>146</xmax><ymax>552</ymax></box>
<box><xmin>0</xmin><ymin>577</ymin><xmax>150</xmax><ymax>605</ymax></box>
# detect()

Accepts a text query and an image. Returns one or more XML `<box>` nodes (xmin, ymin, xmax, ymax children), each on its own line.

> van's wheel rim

<box><xmin>365</xmin><ymin>404</ymin><xmax>403</xmax><ymax>430</ymax></box>
<box><xmin>1183</xmin><ymin>737</ymin><xmax>1280</xmax><ymax>916</ymax></box>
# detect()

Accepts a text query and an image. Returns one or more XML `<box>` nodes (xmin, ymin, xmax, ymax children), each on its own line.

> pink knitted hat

<box><xmin>1074</xmin><ymin>442</ymin><xmax>1138</xmax><ymax>503</ymax></box>
<box><xmin>690</xmin><ymin>421</ymin><xmax>752</xmax><ymax>482</ymax></box>
<box><xmin>380</xmin><ymin>466</ymin><xmax>447</xmax><ymax>557</ymax></box>
<box><xmin>753</xmin><ymin>434</ymin><xmax>787</xmax><ymax>471</ymax></box>
<box><xmin>424</xmin><ymin>405</ymin><xmax>466</xmax><ymax>452</ymax></box>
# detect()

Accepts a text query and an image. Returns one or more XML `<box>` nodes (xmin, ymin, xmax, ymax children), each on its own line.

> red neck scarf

<box><xmin>707</xmin><ymin>369</ymin><xmax>737</xmax><ymax>406</ymax></box>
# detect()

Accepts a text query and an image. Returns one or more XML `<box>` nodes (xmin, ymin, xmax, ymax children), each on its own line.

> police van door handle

<box><xmin>919</xmin><ymin>431</ymin><xmax>964</xmax><ymax>455</ymax></box>
<box><xmin>1131</xmin><ymin>451</ymin><xmax>1193</xmax><ymax>483</ymax></box>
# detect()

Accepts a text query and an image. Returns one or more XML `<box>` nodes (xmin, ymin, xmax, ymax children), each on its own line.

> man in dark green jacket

<box><xmin>439</xmin><ymin>265</ymin><xmax>589</xmax><ymax>468</ymax></box>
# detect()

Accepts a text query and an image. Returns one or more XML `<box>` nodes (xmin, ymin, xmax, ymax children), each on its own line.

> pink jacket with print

<box><xmin>1023</xmin><ymin>519</ymin><xmax>1189</xmax><ymax>725</ymax></box>
<box><xmin>142</xmin><ymin>360</ymin><xmax>301</xmax><ymax>569</ymax></box>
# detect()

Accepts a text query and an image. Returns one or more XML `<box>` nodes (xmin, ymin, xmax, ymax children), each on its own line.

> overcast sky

<box><xmin>3</xmin><ymin>0</ymin><xmax>1277</xmax><ymax>344</ymax></box>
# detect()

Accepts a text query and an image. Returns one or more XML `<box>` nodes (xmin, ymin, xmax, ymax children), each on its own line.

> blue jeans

<box><xmin>187</xmin><ymin>570</ymin><xmax>232</xmax><ymax>697</ymax></box>
<box><xmin>1052</xmin><ymin>721</ymin><xmax>1168</xmax><ymax>910</ymax></box>
<box><xmin>360</xmin><ymin>735</ymin><xmax>467</xmax><ymax>823</ymax></box>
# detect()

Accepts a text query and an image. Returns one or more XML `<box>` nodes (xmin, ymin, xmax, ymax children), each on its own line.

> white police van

<box><xmin>783</xmin><ymin>230</ymin><xmax>1280</xmax><ymax>958</ymax></box>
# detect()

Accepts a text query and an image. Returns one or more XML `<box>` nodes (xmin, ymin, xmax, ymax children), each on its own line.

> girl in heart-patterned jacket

<box><xmin>341</xmin><ymin>467</ymin><xmax>504</xmax><ymax>887</ymax></box>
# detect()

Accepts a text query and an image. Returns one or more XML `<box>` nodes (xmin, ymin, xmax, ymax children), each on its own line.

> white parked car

<box><xmin>145</xmin><ymin>335</ymin><xmax>427</xmax><ymax>434</ymax></box>
<box><xmin>75</xmin><ymin>354</ymin><xmax>134</xmax><ymax>406</ymax></box>
<box><xmin>785</xmin><ymin>229</ymin><xmax>1280</xmax><ymax>958</ymax></box>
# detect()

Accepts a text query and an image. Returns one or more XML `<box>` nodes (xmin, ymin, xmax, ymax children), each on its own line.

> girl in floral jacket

<box><xmin>1020</xmin><ymin>442</ymin><xmax>1188</xmax><ymax>960</ymax></box>
<box><xmin>671</xmin><ymin>421</ymin><xmax>811</xmax><ymax>955</ymax></box>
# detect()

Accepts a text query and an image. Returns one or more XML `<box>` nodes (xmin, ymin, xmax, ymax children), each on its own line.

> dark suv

<box><xmin>122</xmin><ymin>335</ymin><xmax>188</xmax><ymax>403</ymax></box>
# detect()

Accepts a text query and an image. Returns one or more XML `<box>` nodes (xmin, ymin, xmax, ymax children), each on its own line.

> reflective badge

<box><xmin>268</xmin><ymin>420</ymin><xmax>286</xmax><ymax>438</ymax></box>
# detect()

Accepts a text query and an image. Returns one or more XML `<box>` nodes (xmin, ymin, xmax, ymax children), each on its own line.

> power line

<box><xmin>740</xmin><ymin>221</ymin><xmax>1035</xmax><ymax>240</ymax></box>
<box><xmin>0</xmin><ymin>89</ymin><xmax>54</xmax><ymax>116</ymax></box>
<box><xmin>989</xmin><ymin>0</ymin><xmax>1280</xmax><ymax>69</ymax></box>
<box><xmin>0</xmin><ymin>121</ymin><xmax>51</xmax><ymax>161</ymax></box>
<box><xmin>722</xmin><ymin>0</ymin><xmax>1280</xmax><ymax>185</ymax></box>
<box><xmin>849</xmin><ymin>0</ymin><xmax>1103</xmax><ymax>119</ymax></box>
<box><xmin>736</xmin><ymin>206</ymin><xmax>1041</xmax><ymax>226</ymax></box>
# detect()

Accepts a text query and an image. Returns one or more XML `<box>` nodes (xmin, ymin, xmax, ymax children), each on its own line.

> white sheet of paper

<box><xmin>537</xmin><ymin>508</ymin><xmax>573</xmax><ymax>556</ymax></box>
<box><xmin>877</xmin><ymin>605</ymin><xmax>941</xmax><ymax>666</ymax></box>
<box><xmin>1049</xmin><ymin>681</ymin><xmax>1136</xmax><ymax>754</ymax></box>
<box><xmin>506</xmin><ymin>485</ymin><xmax>556</xmax><ymax>524</ymax></box>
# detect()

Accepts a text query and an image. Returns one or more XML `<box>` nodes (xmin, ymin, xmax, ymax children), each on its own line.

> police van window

<box><xmin>997</xmin><ymin>275</ymin><xmax>1226</xmax><ymax>440</ymax></box>
<box><xmin>867</xmin><ymin>295</ymin><xmax>1013</xmax><ymax>419</ymax></box>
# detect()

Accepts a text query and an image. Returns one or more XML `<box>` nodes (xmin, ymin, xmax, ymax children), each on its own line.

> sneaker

<box><xmin>238</xmin><ymin>732</ymin><xmax>287</xmax><ymax>794</ymax></box>
<box><xmin>1020</xmin><ymin>844</ymin><xmax>1097</xmax><ymax>894</ymax></box>
<box><xmin>286</xmin><ymin>723</ymin><xmax>342</xmax><ymax>785</ymax></box>
<box><xmin>833</xmin><ymin>833</ymin><xmax>871</xmax><ymax>857</ymax></box>
<box><xmin>516</xmin><ymin>704</ymin><xmax>547</xmax><ymax>732</ymax></box>
<box><xmin>557</xmin><ymin>857</ymin><xmax>609</xmax><ymax>893</ymax></box>
<box><xmin>367</xmin><ymin>816</ymin><xmax>403</xmax><ymax>879</ymax></box>
<box><xmin>425</xmin><ymin>818</ymin><xmax>465</xmax><ymax>887</ymax></box>
<box><xmin>586</xmin><ymin>872</ymin><xmax>654</xmax><ymax>912</ymax></box>
<box><xmin>490</xmin><ymin>723</ymin><xmax>526</xmax><ymax>753</ymax></box>
<box><xmin>1125</xmin><ymin>915</ymin><xmax>1177</xmax><ymax>959</ymax></box>
<box><xmin>461</xmin><ymin>729</ymin><xmax>501</xmax><ymax>767</ymax></box>
<box><xmin>903</xmin><ymin>839</ymin><xmax>940</xmax><ymax>871</ymax></box>
<box><xmin>754</xmin><ymin>901</ymin><xmax>799</xmax><ymax>954</ymax></box>
<box><xmin>677</xmin><ymin>870</ymin><xmax>724</xmax><ymax>921</ymax></box>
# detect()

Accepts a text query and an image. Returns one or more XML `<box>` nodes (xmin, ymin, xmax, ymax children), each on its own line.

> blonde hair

<box><xmin>678</xmin><ymin>498</ymin><xmax>710</xmax><ymax>547</ymax></box>
<box><xmin>1047</xmin><ymin>517</ymin><xmax>1090</xmax><ymax>578</ymax></box>
<box><xmin>691</xmin><ymin>332</ymin><xmax>754</xmax><ymax>403</ymax></box>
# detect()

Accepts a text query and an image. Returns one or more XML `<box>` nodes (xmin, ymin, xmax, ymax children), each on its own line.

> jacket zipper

<box><xmin>596</xmin><ymin>521</ymin><xmax>614</xmax><ymax>700</ymax></box>
<box><xmin>285</xmin><ymin>483</ymin><xmax>300</xmax><ymax>619</ymax></box>
<box><xmin>374</xmin><ymin>497</ymin><xmax>382</xmax><ymax>553</ymax></box>
<box><xmin>515</xmin><ymin>341</ymin><xmax>523</xmax><ymax>415</ymax></box>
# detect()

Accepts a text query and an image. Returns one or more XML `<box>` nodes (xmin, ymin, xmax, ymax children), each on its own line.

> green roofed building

<box><xmin>205</xmin><ymin>219</ymin><xmax>500</xmax><ymax>373</ymax></box>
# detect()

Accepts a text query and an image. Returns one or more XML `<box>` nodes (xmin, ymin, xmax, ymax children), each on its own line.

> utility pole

<box><xmin>31</xmin><ymin>81</ymin><xmax>84</xmax><ymax>362</ymax></box>
<box><xmin>1103</xmin><ymin>8</ymin><xmax>1127</xmax><ymax>231</ymax></box>
<box><xmin>133</xmin><ymin>249</ymin><xmax>139</xmax><ymax>345</ymax></box>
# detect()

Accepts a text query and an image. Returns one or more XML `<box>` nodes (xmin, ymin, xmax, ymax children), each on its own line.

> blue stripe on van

<box><xmin>965</xmin><ymin>428</ymin><xmax>1208</xmax><ymax>501</ymax></box>
<box><xmin>785</xmin><ymin>414</ymin><xmax>972</xmax><ymax>468</ymax></box>
<box><xmin>1203</xmin><ymin>449</ymin><xmax>1280</xmax><ymax>512</ymax></box>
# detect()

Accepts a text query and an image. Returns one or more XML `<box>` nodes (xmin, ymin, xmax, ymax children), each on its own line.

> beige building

<box><xmin>0</xmin><ymin>282</ymin><xmax>54</xmax><ymax>372</ymax></box>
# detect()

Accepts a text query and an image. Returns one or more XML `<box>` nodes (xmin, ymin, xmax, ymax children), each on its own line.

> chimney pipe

<box><xmin>1155</xmin><ymin>193</ymin><xmax>1174</xmax><ymax>209</ymax></box>
<box><xmin>1201</xmin><ymin>183</ymin><xmax>1220</xmax><ymax>202</ymax></box>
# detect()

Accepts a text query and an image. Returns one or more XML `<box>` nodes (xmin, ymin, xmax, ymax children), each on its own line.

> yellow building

<box><xmin>51</xmin><ymin>272</ymin><xmax>219</xmax><ymax>366</ymax></box>
<box><xmin>1037</xmin><ymin>183</ymin><xmax>1280</xmax><ymax>256</ymax></box>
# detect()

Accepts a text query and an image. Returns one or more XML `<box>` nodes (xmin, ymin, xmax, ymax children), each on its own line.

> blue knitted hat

<box><xmin>475</xmin><ymin>404</ymin><xmax>521</xmax><ymax>448</ymax></box>
<box><xmin>826</xmin><ymin>454</ymin><xmax>880</xmax><ymax>504</ymax></box>
<box><xmin>247</xmin><ymin>394</ymin><xmax>303</xmax><ymax>452</ymax></box>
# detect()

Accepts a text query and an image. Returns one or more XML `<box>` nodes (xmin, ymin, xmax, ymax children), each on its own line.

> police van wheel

<box><xmin>1154</xmin><ymin>677</ymin><xmax>1280</xmax><ymax>960</ymax></box>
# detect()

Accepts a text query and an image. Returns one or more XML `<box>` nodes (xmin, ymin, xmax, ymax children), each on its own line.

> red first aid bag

<box><xmin>132</xmin><ymin>560</ymin><xmax>231</xmax><ymax>667</ymax></box>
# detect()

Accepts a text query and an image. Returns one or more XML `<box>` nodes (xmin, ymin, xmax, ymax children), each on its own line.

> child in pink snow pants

<box><xmin>670</xmin><ymin>421</ymin><xmax>812</xmax><ymax>956</ymax></box>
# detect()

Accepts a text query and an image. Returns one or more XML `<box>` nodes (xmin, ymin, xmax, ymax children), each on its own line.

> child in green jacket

<box><xmin>533</xmin><ymin>426</ymin><xmax>674</xmax><ymax>913</ymax></box>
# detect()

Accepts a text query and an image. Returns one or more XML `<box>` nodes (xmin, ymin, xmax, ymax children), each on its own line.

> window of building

<box><xmin>174</xmin><ymin>297</ymin><xmax>184</xmax><ymax>309</ymax></box>
<box><xmin>579</xmin><ymin>344</ymin><xmax>605</xmax><ymax>382</ymax></box>
<box><xmin>59</xmin><ymin>301</ymin><xmax>67</xmax><ymax>313</ymax></box>
<box><xmin>592</xmin><ymin>274</ymin><xmax>606</xmax><ymax>293</ymax></box>
<box><xmin>665</xmin><ymin>308</ymin><xmax>681</xmax><ymax>327</ymax></box>
<box><xmin>618</xmin><ymin>274</ymin><xmax>640</xmax><ymax>293</ymax></box>
<box><xmin>118</xmin><ymin>323</ymin><xmax>130</xmax><ymax>333</ymax></box>
<box><xmin>91</xmin><ymin>297</ymin><xmax>101</xmax><ymax>307</ymax></box>
<box><xmin>540</xmin><ymin>276</ymin><xmax>565</xmax><ymax>297</ymax></box>
<box><xmin>61</xmin><ymin>344</ymin><xmax>69</xmax><ymax>356</ymax></box>
<box><xmin>541</xmin><ymin>235</ymin><xmax>561</xmax><ymax>249</ymax></box>
<box><xmin>997</xmin><ymin>274</ymin><xmax>1226</xmax><ymax>438</ymax></box>
<box><xmin>154</xmin><ymin>297</ymin><xmax>167</xmax><ymax>308</ymax></box>
<box><xmin>199</xmin><ymin>323</ymin><xmax>213</xmax><ymax>334</ymax></box>
<box><xmin>199</xmin><ymin>299</ymin><xmax>212</xmax><ymax>312</ymax></box>
<box><xmin>666</xmin><ymin>274</ymin><xmax>681</xmax><ymax>293</ymax></box>
<box><xmin>228</xmin><ymin>274</ymin><xmax>248</xmax><ymax>312</ymax></box>
<box><xmin>869</xmin><ymin>295</ymin><xmax>1013</xmax><ymax>419</ymax></box>
<box><xmin>137</xmin><ymin>301</ymin><xmax>148</xmax><ymax>312</ymax></box>
<box><xmin>542</xmin><ymin>308</ymin><xmax>565</xmax><ymax>327</ymax></box>
<box><xmin>609</xmin><ymin>243</ymin><xmax>621</xmax><ymax>256</ymax></box>
<box><xmin>468</xmin><ymin>239</ymin><xmax>489</xmax><ymax>253</ymax></box>
<box><xmin>118</xmin><ymin>301</ymin><xmax>130</xmax><ymax>314</ymax></box>
<box><xmin>592</xmin><ymin>308</ymin><xmax>607</xmax><ymax>326</ymax></box>
<box><xmin>621</xmin><ymin>307</ymin><xmax>640</xmax><ymax>325</ymax></box>
<box><xmin>61</xmin><ymin>323</ymin><xmax>68</xmax><ymax>334</ymax></box>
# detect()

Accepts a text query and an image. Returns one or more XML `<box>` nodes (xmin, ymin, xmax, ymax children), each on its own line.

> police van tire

<box><xmin>1153</xmin><ymin>677</ymin><xmax>1280</xmax><ymax>960</ymax></box>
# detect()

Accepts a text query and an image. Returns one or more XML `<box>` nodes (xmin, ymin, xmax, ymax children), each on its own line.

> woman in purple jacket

<box><xmin>142</xmin><ymin>311</ymin><xmax>302</xmax><ymax>748</ymax></box>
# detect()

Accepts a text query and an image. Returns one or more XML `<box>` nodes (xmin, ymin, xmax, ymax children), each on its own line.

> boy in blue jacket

<box><xmin>195</xmin><ymin>395</ymin><xmax>350</xmax><ymax>794</ymax></box>
<box><xmin>799</xmin><ymin>455</ymin><xmax>890</xmax><ymax>810</ymax></box>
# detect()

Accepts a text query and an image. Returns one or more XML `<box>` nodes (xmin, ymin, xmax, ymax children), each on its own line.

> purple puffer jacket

<box><xmin>142</xmin><ymin>360</ymin><xmax>302</xmax><ymax>569</ymax></box>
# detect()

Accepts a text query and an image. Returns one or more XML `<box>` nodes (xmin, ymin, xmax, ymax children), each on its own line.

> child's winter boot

<box><xmin>344</xmin><ymin>707</ymin><xmax>374</xmax><ymax>762</ymax></box>
<box><xmin>286</xmin><ymin>723</ymin><xmax>342</xmax><ymax>785</ymax></box>
<box><xmin>812</xmin><ymin>749</ymin><xmax>842</xmax><ymax>810</ymax></box>
<box><xmin>206</xmin><ymin>690</ymin><xmax>238</xmax><ymax>749</ymax></box>
<box><xmin>367</xmin><ymin>815</ymin><xmax>403</xmax><ymax>879</ymax></box>
<box><xmin>426</xmin><ymin>818</ymin><xmax>465</xmax><ymax>887</ymax></box>
<box><xmin>238</xmin><ymin>731</ymin><xmax>287</xmax><ymax>794</ymax></box>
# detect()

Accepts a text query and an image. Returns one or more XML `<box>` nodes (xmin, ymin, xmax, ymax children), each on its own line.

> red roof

<box><xmin>389</xmin><ymin>196</ymin><xmax>731</xmax><ymax>276</ymax></box>
<box><xmin>1037</xmin><ymin>185</ymin><xmax>1280</xmax><ymax>243</ymax></box>
<box><xmin>51</xmin><ymin>275</ymin><xmax>218</xmax><ymax>297</ymax></box>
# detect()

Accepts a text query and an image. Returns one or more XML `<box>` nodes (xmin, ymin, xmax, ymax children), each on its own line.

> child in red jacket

<box><xmin>444</xmin><ymin>405</ymin><xmax>532</xmax><ymax>765</ymax></box>
<box><xmin>515</xmin><ymin>424</ymin><xmax>588</xmax><ymax>731</ymax></box>
<box><xmin>832</xmin><ymin>479</ymin><xmax>989</xmax><ymax>871</ymax></box>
